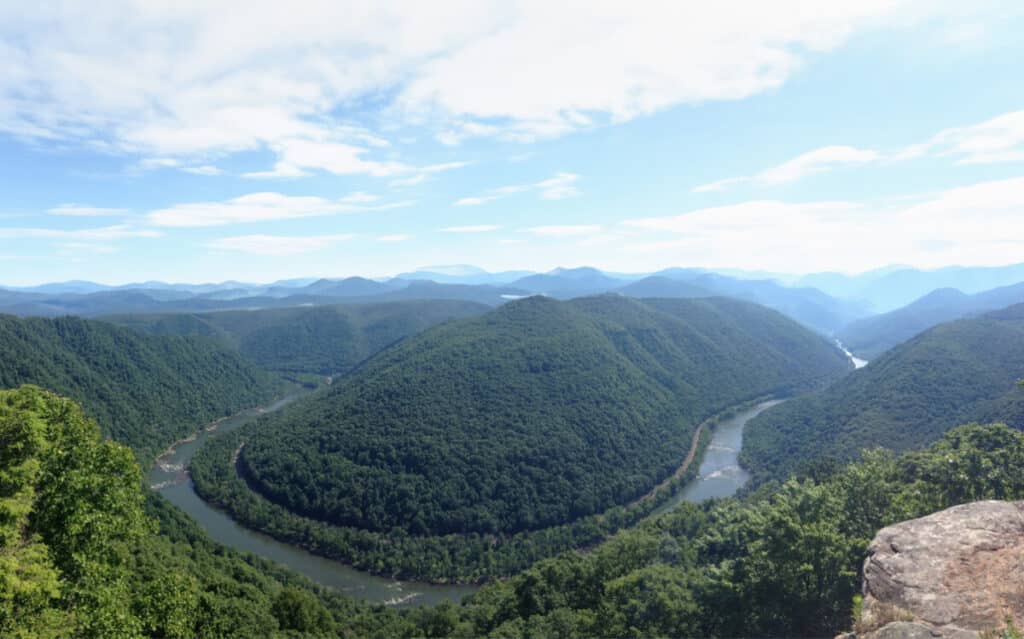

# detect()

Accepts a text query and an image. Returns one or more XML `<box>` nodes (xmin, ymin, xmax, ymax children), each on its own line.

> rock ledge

<box><xmin>852</xmin><ymin>500</ymin><xmax>1024</xmax><ymax>639</ymax></box>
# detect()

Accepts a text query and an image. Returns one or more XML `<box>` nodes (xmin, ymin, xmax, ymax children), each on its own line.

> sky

<box><xmin>1</xmin><ymin>1</ymin><xmax>1023</xmax><ymax>286</ymax></box>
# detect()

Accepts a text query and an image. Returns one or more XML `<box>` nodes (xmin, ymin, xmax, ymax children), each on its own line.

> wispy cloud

<box><xmin>694</xmin><ymin>146</ymin><xmax>879</xmax><ymax>192</ymax></box>
<box><xmin>624</xmin><ymin>176</ymin><xmax>1024</xmax><ymax>272</ymax></box>
<box><xmin>181</xmin><ymin>165</ymin><xmax>223</xmax><ymax>176</ymax></box>
<box><xmin>0</xmin><ymin>2</ymin><xmax>966</xmax><ymax>166</ymax></box>
<box><xmin>206</xmin><ymin>233</ymin><xmax>354</xmax><ymax>256</ymax></box>
<box><xmin>455</xmin><ymin>172</ymin><xmax>580</xmax><ymax>206</ymax></box>
<box><xmin>47</xmin><ymin>204</ymin><xmax>128</xmax><ymax>217</ymax></box>
<box><xmin>535</xmin><ymin>173</ymin><xmax>581</xmax><ymax>200</ymax></box>
<box><xmin>0</xmin><ymin>225</ymin><xmax>160</xmax><ymax>240</ymax></box>
<box><xmin>57</xmin><ymin>242</ymin><xmax>117</xmax><ymax>254</ymax></box>
<box><xmin>441</xmin><ymin>225</ymin><xmax>502</xmax><ymax>233</ymax></box>
<box><xmin>377</xmin><ymin>234</ymin><xmax>410</xmax><ymax>242</ymax></box>
<box><xmin>895</xmin><ymin>110</ymin><xmax>1024</xmax><ymax>165</ymax></box>
<box><xmin>696</xmin><ymin>110</ymin><xmax>1024</xmax><ymax>193</ymax></box>
<box><xmin>340</xmin><ymin>191</ymin><xmax>380</xmax><ymax>204</ymax></box>
<box><xmin>523</xmin><ymin>225</ymin><xmax>601</xmax><ymax>238</ymax></box>
<box><xmin>146</xmin><ymin>192</ymin><xmax>412</xmax><ymax>227</ymax></box>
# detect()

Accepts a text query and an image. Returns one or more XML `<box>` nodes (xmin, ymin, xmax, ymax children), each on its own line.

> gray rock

<box><xmin>857</xmin><ymin>500</ymin><xmax>1024</xmax><ymax>638</ymax></box>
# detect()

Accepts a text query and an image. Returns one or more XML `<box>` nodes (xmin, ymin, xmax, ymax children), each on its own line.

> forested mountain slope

<box><xmin>443</xmin><ymin>422</ymin><xmax>1024</xmax><ymax>638</ymax></box>
<box><xmin>239</xmin><ymin>295</ymin><xmax>850</xmax><ymax>542</ymax></box>
<box><xmin>0</xmin><ymin>314</ymin><xmax>282</xmax><ymax>459</ymax></box>
<box><xmin>0</xmin><ymin>385</ymin><xmax>432</xmax><ymax>639</ymax></box>
<box><xmin>838</xmin><ymin>282</ymin><xmax>1024</xmax><ymax>358</ymax></box>
<box><xmin>742</xmin><ymin>304</ymin><xmax>1024</xmax><ymax>483</ymax></box>
<box><xmin>109</xmin><ymin>299</ymin><xmax>489</xmax><ymax>375</ymax></box>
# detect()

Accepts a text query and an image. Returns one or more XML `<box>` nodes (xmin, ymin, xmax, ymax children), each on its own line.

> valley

<box><xmin>5</xmin><ymin>266</ymin><xmax>1024</xmax><ymax>637</ymax></box>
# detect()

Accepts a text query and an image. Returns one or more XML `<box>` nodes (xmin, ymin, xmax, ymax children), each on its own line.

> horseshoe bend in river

<box><xmin>149</xmin><ymin>394</ymin><xmax>782</xmax><ymax>606</ymax></box>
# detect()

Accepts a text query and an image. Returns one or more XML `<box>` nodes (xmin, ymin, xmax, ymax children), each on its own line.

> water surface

<box><xmin>151</xmin><ymin>394</ymin><xmax>787</xmax><ymax>605</ymax></box>
<box><xmin>149</xmin><ymin>395</ymin><xmax>477</xmax><ymax>607</ymax></box>
<box><xmin>651</xmin><ymin>400</ymin><xmax>783</xmax><ymax>516</ymax></box>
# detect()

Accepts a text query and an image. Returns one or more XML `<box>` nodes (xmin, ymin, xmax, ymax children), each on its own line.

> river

<box><xmin>650</xmin><ymin>399</ymin><xmax>784</xmax><ymax>517</ymax></box>
<box><xmin>836</xmin><ymin>340</ymin><xmax>869</xmax><ymax>369</ymax></box>
<box><xmin>148</xmin><ymin>395</ymin><xmax>477</xmax><ymax>607</ymax></box>
<box><xmin>150</xmin><ymin>395</ymin><xmax>782</xmax><ymax>607</ymax></box>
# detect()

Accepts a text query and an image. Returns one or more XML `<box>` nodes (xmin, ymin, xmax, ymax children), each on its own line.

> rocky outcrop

<box><xmin>852</xmin><ymin>500</ymin><xmax>1024</xmax><ymax>639</ymax></box>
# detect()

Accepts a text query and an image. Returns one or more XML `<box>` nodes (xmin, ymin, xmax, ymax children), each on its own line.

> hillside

<box><xmin>0</xmin><ymin>314</ymin><xmax>283</xmax><ymax>459</ymax></box>
<box><xmin>237</xmin><ymin>295</ymin><xmax>849</xmax><ymax>544</ymax></box>
<box><xmin>620</xmin><ymin>272</ymin><xmax>868</xmax><ymax>335</ymax></box>
<box><xmin>838</xmin><ymin>282</ymin><xmax>1024</xmax><ymax>358</ymax></box>
<box><xmin>442</xmin><ymin>422</ymin><xmax>1024</xmax><ymax>638</ymax></box>
<box><xmin>742</xmin><ymin>305</ymin><xmax>1024</xmax><ymax>484</ymax></box>
<box><xmin>109</xmin><ymin>300</ymin><xmax>488</xmax><ymax>375</ymax></box>
<box><xmin>0</xmin><ymin>385</ymin><xmax>424</xmax><ymax>638</ymax></box>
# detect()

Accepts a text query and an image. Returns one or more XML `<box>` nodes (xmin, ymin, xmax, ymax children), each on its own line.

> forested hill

<box><xmin>108</xmin><ymin>299</ymin><xmax>489</xmax><ymax>375</ymax></box>
<box><xmin>837</xmin><ymin>281</ymin><xmax>1024</xmax><ymax>359</ymax></box>
<box><xmin>0</xmin><ymin>314</ymin><xmax>283</xmax><ymax>459</ymax></box>
<box><xmin>0</xmin><ymin>385</ymin><xmax>425</xmax><ymax>638</ymax></box>
<box><xmin>240</xmin><ymin>295</ymin><xmax>850</xmax><ymax>540</ymax></box>
<box><xmin>742</xmin><ymin>303</ymin><xmax>1024</xmax><ymax>484</ymax></box>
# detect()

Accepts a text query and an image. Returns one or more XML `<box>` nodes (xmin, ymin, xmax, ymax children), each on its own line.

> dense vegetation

<box><xmin>109</xmin><ymin>300</ymin><xmax>488</xmax><ymax>376</ymax></box>
<box><xmin>0</xmin><ymin>385</ymin><xmax>421</xmax><ymax>638</ymax></box>
<box><xmin>436</xmin><ymin>422</ymin><xmax>1024</xmax><ymax>638</ymax></box>
<box><xmin>192</xmin><ymin>419</ymin><xmax>712</xmax><ymax>582</ymax></box>
<box><xmin>838</xmin><ymin>282</ymin><xmax>1024</xmax><ymax>358</ymax></box>
<box><xmin>743</xmin><ymin>304</ymin><xmax>1024</xmax><ymax>484</ymax></box>
<box><xmin>0</xmin><ymin>315</ymin><xmax>283</xmax><ymax>460</ymax></box>
<box><xmin>189</xmin><ymin>296</ymin><xmax>849</xmax><ymax>579</ymax></box>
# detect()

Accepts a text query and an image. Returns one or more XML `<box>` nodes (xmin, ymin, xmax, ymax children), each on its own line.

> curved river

<box><xmin>150</xmin><ymin>395</ymin><xmax>782</xmax><ymax>606</ymax></box>
<box><xmin>149</xmin><ymin>395</ymin><xmax>477</xmax><ymax>607</ymax></box>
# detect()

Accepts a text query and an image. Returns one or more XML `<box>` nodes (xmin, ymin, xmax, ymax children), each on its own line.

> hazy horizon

<box><xmin>5</xmin><ymin>259</ymin><xmax>1024</xmax><ymax>290</ymax></box>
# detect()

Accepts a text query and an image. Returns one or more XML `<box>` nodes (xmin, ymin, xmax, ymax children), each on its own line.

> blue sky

<box><xmin>1</xmin><ymin>1</ymin><xmax>1023</xmax><ymax>286</ymax></box>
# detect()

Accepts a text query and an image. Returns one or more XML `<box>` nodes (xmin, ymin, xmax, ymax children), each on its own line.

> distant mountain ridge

<box><xmin>839</xmin><ymin>281</ymin><xmax>1024</xmax><ymax>358</ymax></box>
<box><xmin>797</xmin><ymin>262</ymin><xmax>1024</xmax><ymax>312</ymax></box>
<box><xmin>109</xmin><ymin>299</ymin><xmax>490</xmax><ymax>375</ymax></box>
<box><xmin>1</xmin><ymin>266</ymin><xmax>866</xmax><ymax>337</ymax></box>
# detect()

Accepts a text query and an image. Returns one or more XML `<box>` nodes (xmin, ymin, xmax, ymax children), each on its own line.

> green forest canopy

<box><xmin>107</xmin><ymin>299</ymin><xmax>489</xmax><ymax>376</ymax></box>
<box><xmin>0</xmin><ymin>314</ymin><xmax>284</xmax><ymax>460</ymax></box>
<box><xmin>742</xmin><ymin>303</ymin><xmax>1024</xmax><ymax>484</ymax></box>
<box><xmin>240</xmin><ymin>295</ymin><xmax>851</xmax><ymax>539</ymax></box>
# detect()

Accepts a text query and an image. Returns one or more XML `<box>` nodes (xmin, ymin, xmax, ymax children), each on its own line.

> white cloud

<box><xmin>48</xmin><ymin>203</ymin><xmax>128</xmax><ymax>217</ymax></box>
<box><xmin>0</xmin><ymin>1</ymin><xmax>971</xmax><ymax>163</ymax></box>
<box><xmin>340</xmin><ymin>191</ymin><xmax>380</xmax><ymax>203</ymax></box>
<box><xmin>57</xmin><ymin>242</ymin><xmax>117</xmax><ymax>254</ymax></box>
<box><xmin>535</xmin><ymin>172</ymin><xmax>580</xmax><ymax>199</ymax></box>
<box><xmin>181</xmin><ymin>164</ymin><xmax>222</xmax><ymax>176</ymax></box>
<box><xmin>694</xmin><ymin>146</ymin><xmax>879</xmax><ymax>192</ymax></box>
<box><xmin>206</xmin><ymin>233</ymin><xmax>354</xmax><ymax>256</ymax></box>
<box><xmin>243</xmin><ymin>138</ymin><xmax>409</xmax><ymax>178</ymax></box>
<box><xmin>896</xmin><ymin>110</ymin><xmax>1024</xmax><ymax>165</ymax></box>
<box><xmin>623</xmin><ymin>176</ymin><xmax>1024</xmax><ymax>272</ymax></box>
<box><xmin>139</xmin><ymin>157</ymin><xmax>182</xmax><ymax>170</ymax></box>
<box><xmin>391</xmin><ymin>173</ymin><xmax>428</xmax><ymax>188</ymax></box>
<box><xmin>0</xmin><ymin>224</ymin><xmax>160</xmax><ymax>240</ymax></box>
<box><xmin>455</xmin><ymin>172</ymin><xmax>580</xmax><ymax>206</ymax></box>
<box><xmin>146</xmin><ymin>192</ymin><xmax>410</xmax><ymax>227</ymax></box>
<box><xmin>377</xmin><ymin>234</ymin><xmax>410</xmax><ymax>242</ymax></box>
<box><xmin>523</xmin><ymin>225</ymin><xmax>602</xmax><ymax>238</ymax></box>
<box><xmin>454</xmin><ymin>196</ymin><xmax>498</xmax><ymax>207</ymax></box>
<box><xmin>441</xmin><ymin>225</ymin><xmax>502</xmax><ymax>233</ymax></box>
